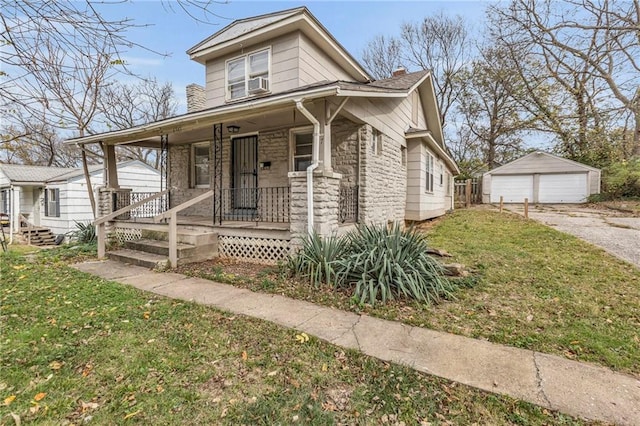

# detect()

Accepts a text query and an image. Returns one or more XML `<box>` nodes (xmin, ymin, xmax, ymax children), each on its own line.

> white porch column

<box><xmin>11</xmin><ymin>186</ymin><xmax>20</xmax><ymax>233</ymax></box>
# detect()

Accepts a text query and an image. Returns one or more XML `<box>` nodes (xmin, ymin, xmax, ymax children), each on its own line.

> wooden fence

<box><xmin>454</xmin><ymin>178</ymin><xmax>483</xmax><ymax>206</ymax></box>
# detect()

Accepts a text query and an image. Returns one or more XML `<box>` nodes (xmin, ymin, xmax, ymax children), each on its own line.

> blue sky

<box><xmin>98</xmin><ymin>0</ymin><xmax>492</xmax><ymax>112</ymax></box>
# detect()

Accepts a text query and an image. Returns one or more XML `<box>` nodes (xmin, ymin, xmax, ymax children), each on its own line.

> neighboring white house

<box><xmin>482</xmin><ymin>151</ymin><xmax>601</xmax><ymax>204</ymax></box>
<box><xmin>0</xmin><ymin>161</ymin><xmax>161</xmax><ymax>236</ymax></box>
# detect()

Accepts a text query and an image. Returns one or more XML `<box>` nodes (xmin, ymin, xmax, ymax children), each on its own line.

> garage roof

<box><xmin>484</xmin><ymin>151</ymin><xmax>600</xmax><ymax>176</ymax></box>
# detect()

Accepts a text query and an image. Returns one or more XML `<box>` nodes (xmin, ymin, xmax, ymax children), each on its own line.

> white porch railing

<box><xmin>95</xmin><ymin>190</ymin><xmax>169</xmax><ymax>259</ymax></box>
<box><xmin>153</xmin><ymin>190</ymin><xmax>213</xmax><ymax>268</ymax></box>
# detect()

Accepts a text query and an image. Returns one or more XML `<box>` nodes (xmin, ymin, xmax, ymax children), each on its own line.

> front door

<box><xmin>232</xmin><ymin>135</ymin><xmax>258</xmax><ymax>210</ymax></box>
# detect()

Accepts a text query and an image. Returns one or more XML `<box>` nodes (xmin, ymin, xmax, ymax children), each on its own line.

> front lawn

<box><xmin>0</xmin><ymin>250</ymin><xmax>584</xmax><ymax>424</ymax></box>
<box><xmin>180</xmin><ymin>209</ymin><xmax>640</xmax><ymax>377</ymax></box>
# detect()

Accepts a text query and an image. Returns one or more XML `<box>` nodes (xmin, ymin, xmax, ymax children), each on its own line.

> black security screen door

<box><xmin>232</xmin><ymin>135</ymin><xmax>258</xmax><ymax>209</ymax></box>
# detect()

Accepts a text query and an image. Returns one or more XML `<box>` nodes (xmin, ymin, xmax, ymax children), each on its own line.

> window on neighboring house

<box><xmin>0</xmin><ymin>189</ymin><xmax>9</xmax><ymax>214</ymax></box>
<box><xmin>446</xmin><ymin>172</ymin><xmax>452</xmax><ymax>196</ymax></box>
<box><xmin>401</xmin><ymin>146</ymin><xmax>407</xmax><ymax>167</ymax></box>
<box><xmin>45</xmin><ymin>188</ymin><xmax>60</xmax><ymax>217</ymax></box>
<box><xmin>226</xmin><ymin>49</ymin><xmax>270</xmax><ymax>100</ymax></box>
<box><xmin>291</xmin><ymin>129</ymin><xmax>313</xmax><ymax>171</ymax></box>
<box><xmin>440</xmin><ymin>164</ymin><xmax>444</xmax><ymax>186</ymax></box>
<box><xmin>425</xmin><ymin>152</ymin><xmax>434</xmax><ymax>193</ymax></box>
<box><xmin>192</xmin><ymin>142</ymin><xmax>210</xmax><ymax>188</ymax></box>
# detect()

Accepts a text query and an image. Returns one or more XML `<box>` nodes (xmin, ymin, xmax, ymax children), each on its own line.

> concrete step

<box><xmin>124</xmin><ymin>239</ymin><xmax>218</xmax><ymax>264</ymax></box>
<box><xmin>140</xmin><ymin>228</ymin><xmax>218</xmax><ymax>246</ymax></box>
<box><xmin>107</xmin><ymin>248</ymin><xmax>169</xmax><ymax>269</ymax></box>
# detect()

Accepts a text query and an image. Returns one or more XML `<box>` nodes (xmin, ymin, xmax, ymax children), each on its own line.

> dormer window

<box><xmin>226</xmin><ymin>48</ymin><xmax>270</xmax><ymax>100</ymax></box>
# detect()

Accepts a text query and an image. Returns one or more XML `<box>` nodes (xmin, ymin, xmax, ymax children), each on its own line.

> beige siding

<box><xmin>405</xmin><ymin>139</ymin><xmax>450</xmax><ymax>221</ymax></box>
<box><xmin>204</xmin><ymin>33</ymin><xmax>301</xmax><ymax>108</ymax></box>
<box><xmin>344</xmin><ymin>97</ymin><xmax>412</xmax><ymax>143</ymax></box>
<box><xmin>298</xmin><ymin>33</ymin><xmax>353</xmax><ymax>85</ymax></box>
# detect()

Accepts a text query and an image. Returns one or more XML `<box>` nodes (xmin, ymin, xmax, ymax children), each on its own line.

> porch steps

<box><xmin>107</xmin><ymin>248</ymin><xmax>170</xmax><ymax>269</ymax></box>
<box><xmin>20</xmin><ymin>227</ymin><xmax>57</xmax><ymax>246</ymax></box>
<box><xmin>107</xmin><ymin>226</ymin><xmax>219</xmax><ymax>268</ymax></box>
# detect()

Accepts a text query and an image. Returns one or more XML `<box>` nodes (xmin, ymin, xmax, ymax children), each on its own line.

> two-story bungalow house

<box><xmin>66</xmin><ymin>7</ymin><xmax>459</xmax><ymax>267</ymax></box>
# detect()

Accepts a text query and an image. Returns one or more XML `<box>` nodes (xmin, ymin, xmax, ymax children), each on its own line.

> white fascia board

<box><xmin>336</xmin><ymin>89</ymin><xmax>407</xmax><ymax>98</ymax></box>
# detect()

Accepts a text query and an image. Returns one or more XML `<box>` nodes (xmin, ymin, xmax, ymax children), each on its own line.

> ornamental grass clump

<box><xmin>287</xmin><ymin>231</ymin><xmax>348</xmax><ymax>288</ymax></box>
<box><xmin>338</xmin><ymin>223</ymin><xmax>454</xmax><ymax>305</ymax></box>
<box><xmin>288</xmin><ymin>223</ymin><xmax>454</xmax><ymax>305</ymax></box>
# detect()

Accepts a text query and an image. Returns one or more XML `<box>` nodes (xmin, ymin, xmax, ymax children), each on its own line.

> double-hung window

<box><xmin>425</xmin><ymin>153</ymin><xmax>434</xmax><ymax>193</ymax></box>
<box><xmin>192</xmin><ymin>142</ymin><xmax>210</xmax><ymax>188</ymax></box>
<box><xmin>45</xmin><ymin>188</ymin><xmax>60</xmax><ymax>217</ymax></box>
<box><xmin>226</xmin><ymin>49</ymin><xmax>270</xmax><ymax>100</ymax></box>
<box><xmin>291</xmin><ymin>128</ymin><xmax>313</xmax><ymax>171</ymax></box>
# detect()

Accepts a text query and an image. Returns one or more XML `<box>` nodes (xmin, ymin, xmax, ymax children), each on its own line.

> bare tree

<box><xmin>456</xmin><ymin>46</ymin><xmax>533</xmax><ymax>168</ymax></box>
<box><xmin>362</xmin><ymin>12</ymin><xmax>470</xmax><ymax>127</ymax></box>
<box><xmin>98</xmin><ymin>78</ymin><xmax>178</xmax><ymax>168</ymax></box>
<box><xmin>489</xmin><ymin>0</ymin><xmax>640</xmax><ymax>157</ymax></box>
<box><xmin>0</xmin><ymin>112</ymin><xmax>78</xmax><ymax>167</ymax></box>
<box><xmin>362</xmin><ymin>35</ymin><xmax>402</xmax><ymax>80</ymax></box>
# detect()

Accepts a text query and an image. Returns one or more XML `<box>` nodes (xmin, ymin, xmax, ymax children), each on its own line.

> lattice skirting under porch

<box><xmin>111</xmin><ymin>227</ymin><xmax>142</xmax><ymax>245</ymax></box>
<box><xmin>218</xmin><ymin>235</ymin><xmax>291</xmax><ymax>264</ymax></box>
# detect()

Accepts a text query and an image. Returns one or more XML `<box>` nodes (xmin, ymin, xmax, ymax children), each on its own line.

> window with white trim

<box><xmin>45</xmin><ymin>188</ymin><xmax>60</xmax><ymax>217</ymax></box>
<box><xmin>191</xmin><ymin>142</ymin><xmax>210</xmax><ymax>188</ymax></box>
<box><xmin>425</xmin><ymin>152</ymin><xmax>434</xmax><ymax>193</ymax></box>
<box><xmin>291</xmin><ymin>128</ymin><xmax>313</xmax><ymax>171</ymax></box>
<box><xmin>226</xmin><ymin>49</ymin><xmax>270</xmax><ymax>100</ymax></box>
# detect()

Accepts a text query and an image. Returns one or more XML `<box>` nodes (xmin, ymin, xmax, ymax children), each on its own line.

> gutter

<box><xmin>294</xmin><ymin>99</ymin><xmax>320</xmax><ymax>234</ymax></box>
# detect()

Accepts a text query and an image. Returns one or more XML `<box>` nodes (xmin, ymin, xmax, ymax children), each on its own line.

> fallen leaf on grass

<box><xmin>123</xmin><ymin>409</ymin><xmax>141</xmax><ymax>420</ymax></box>
<box><xmin>81</xmin><ymin>401</ymin><xmax>99</xmax><ymax>412</ymax></box>
<box><xmin>33</xmin><ymin>392</ymin><xmax>46</xmax><ymax>402</ymax></box>
<box><xmin>295</xmin><ymin>332</ymin><xmax>310</xmax><ymax>343</ymax></box>
<box><xmin>143</xmin><ymin>311</ymin><xmax>150</xmax><ymax>320</ymax></box>
<box><xmin>49</xmin><ymin>360</ymin><xmax>63</xmax><ymax>370</ymax></box>
<box><xmin>241</xmin><ymin>351</ymin><xmax>248</xmax><ymax>361</ymax></box>
<box><xmin>12</xmin><ymin>265</ymin><xmax>25</xmax><ymax>270</ymax></box>
<box><xmin>9</xmin><ymin>412</ymin><xmax>20</xmax><ymax>425</ymax></box>
<box><xmin>4</xmin><ymin>395</ymin><xmax>16</xmax><ymax>405</ymax></box>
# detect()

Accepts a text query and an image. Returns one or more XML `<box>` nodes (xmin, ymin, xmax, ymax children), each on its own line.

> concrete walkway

<box><xmin>73</xmin><ymin>260</ymin><xmax>640</xmax><ymax>426</ymax></box>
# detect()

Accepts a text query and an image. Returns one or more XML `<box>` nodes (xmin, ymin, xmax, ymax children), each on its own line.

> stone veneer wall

<box><xmin>358</xmin><ymin>124</ymin><xmax>407</xmax><ymax>224</ymax></box>
<box><xmin>331</xmin><ymin>117</ymin><xmax>359</xmax><ymax>187</ymax></box>
<box><xmin>289</xmin><ymin>172</ymin><xmax>341</xmax><ymax>248</ymax></box>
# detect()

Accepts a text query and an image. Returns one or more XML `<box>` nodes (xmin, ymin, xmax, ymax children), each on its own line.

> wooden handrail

<box><xmin>95</xmin><ymin>189</ymin><xmax>168</xmax><ymax>225</ymax></box>
<box><xmin>153</xmin><ymin>190</ymin><xmax>213</xmax><ymax>223</ymax></box>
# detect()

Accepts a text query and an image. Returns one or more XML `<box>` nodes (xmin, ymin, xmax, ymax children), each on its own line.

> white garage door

<box><xmin>539</xmin><ymin>173</ymin><xmax>588</xmax><ymax>203</ymax></box>
<box><xmin>490</xmin><ymin>175</ymin><xmax>533</xmax><ymax>203</ymax></box>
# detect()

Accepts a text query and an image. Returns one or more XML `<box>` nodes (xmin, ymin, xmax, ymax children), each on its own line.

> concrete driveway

<box><xmin>505</xmin><ymin>204</ymin><xmax>640</xmax><ymax>268</ymax></box>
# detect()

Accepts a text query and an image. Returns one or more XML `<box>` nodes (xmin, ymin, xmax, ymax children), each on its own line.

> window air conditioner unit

<box><xmin>248</xmin><ymin>77</ymin><xmax>269</xmax><ymax>94</ymax></box>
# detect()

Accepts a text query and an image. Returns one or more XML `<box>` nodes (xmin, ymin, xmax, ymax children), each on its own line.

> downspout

<box><xmin>294</xmin><ymin>99</ymin><xmax>320</xmax><ymax>234</ymax></box>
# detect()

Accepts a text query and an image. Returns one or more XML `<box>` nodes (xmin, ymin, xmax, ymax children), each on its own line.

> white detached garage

<box><xmin>482</xmin><ymin>152</ymin><xmax>600</xmax><ymax>204</ymax></box>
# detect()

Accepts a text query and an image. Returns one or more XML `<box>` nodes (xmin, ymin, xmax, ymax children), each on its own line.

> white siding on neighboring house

<box><xmin>40</xmin><ymin>162</ymin><xmax>161</xmax><ymax>236</ymax></box>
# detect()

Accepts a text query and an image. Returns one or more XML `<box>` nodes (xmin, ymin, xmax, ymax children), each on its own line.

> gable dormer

<box><xmin>186</xmin><ymin>7</ymin><xmax>372</xmax><ymax>108</ymax></box>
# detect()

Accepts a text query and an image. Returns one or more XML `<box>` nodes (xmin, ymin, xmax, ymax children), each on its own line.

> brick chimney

<box><xmin>186</xmin><ymin>83</ymin><xmax>206</xmax><ymax>113</ymax></box>
<box><xmin>392</xmin><ymin>67</ymin><xmax>407</xmax><ymax>77</ymax></box>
